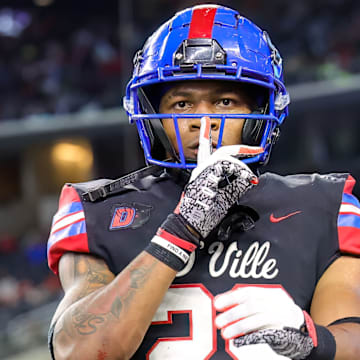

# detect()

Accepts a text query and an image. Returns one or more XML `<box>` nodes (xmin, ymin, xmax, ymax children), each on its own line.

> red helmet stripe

<box><xmin>188</xmin><ymin>7</ymin><xmax>217</xmax><ymax>39</ymax></box>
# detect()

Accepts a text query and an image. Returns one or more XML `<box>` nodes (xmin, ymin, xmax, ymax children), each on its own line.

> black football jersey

<box><xmin>48</xmin><ymin>167</ymin><xmax>360</xmax><ymax>359</ymax></box>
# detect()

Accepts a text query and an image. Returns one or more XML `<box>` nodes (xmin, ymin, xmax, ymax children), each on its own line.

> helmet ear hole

<box><xmin>147</xmin><ymin>122</ymin><xmax>167</xmax><ymax>160</ymax></box>
<box><xmin>241</xmin><ymin>111</ymin><xmax>266</xmax><ymax>146</ymax></box>
<box><xmin>138</xmin><ymin>87</ymin><xmax>178</xmax><ymax>161</ymax></box>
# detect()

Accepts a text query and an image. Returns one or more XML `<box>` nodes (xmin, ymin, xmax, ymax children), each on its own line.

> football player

<box><xmin>47</xmin><ymin>4</ymin><xmax>360</xmax><ymax>359</ymax></box>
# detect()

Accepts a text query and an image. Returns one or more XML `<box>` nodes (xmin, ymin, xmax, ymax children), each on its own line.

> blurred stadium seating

<box><xmin>0</xmin><ymin>0</ymin><xmax>359</xmax><ymax>359</ymax></box>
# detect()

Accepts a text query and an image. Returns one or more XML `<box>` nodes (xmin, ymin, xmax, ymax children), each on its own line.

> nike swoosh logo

<box><xmin>270</xmin><ymin>211</ymin><xmax>302</xmax><ymax>223</ymax></box>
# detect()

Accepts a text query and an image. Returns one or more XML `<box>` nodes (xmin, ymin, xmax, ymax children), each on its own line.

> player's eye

<box><xmin>177</xmin><ymin>101</ymin><xmax>187</xmax><ymax>108</ymax></box>
<box><xmin>173</xmin><ymin>100</ymin><xmax>191</xmax><ymax>110</ymax></box>
<box><xmin>218</xmin><ymin>98</ymin><xmax>233</xmax><ymax>106</ymax></box>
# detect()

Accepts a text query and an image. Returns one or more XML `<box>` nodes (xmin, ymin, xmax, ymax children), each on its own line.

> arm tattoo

<box><xmin>110</xmin><ymin>297</ymin><xmax>123</xmax><ymax>319</ymax></box>
<box><xmin>72</xmin><ymin>313</ymin><xmax>106</xmax><ymax>335</ymax></box>
<box><xmin>66</xmin><ymin>256</ymin><xmax>157</xmax><ymax>336</ymax></box>
<box><xmin>74</xmin><ymin>256</ymin><xmax>114</xmax><ymax>301</ymax></box>
<box><xmin>130</xmin><ymin>267</ymin><xmax>149</xmax><ymax>289</ymax></box>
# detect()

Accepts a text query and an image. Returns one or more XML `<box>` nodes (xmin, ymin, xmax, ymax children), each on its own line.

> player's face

<box><xmin>159</xmin><ymin>80</ymin><xmax>254</xmax><ymax>160</ymax></box>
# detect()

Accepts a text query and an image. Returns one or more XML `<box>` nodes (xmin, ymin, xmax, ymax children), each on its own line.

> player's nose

<box><xmin>189</xmin><ymin>102</ymin><xmax>220</xmax><ymax>131</ymax></box>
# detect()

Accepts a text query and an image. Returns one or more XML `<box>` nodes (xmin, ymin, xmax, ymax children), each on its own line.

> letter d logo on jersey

<box><xmin>109</xmin><ymin>202</ymin><xmax>153</xmax><ymax>230</ymax></box>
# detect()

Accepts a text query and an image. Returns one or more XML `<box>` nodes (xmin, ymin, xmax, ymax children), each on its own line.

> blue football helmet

<box><xmin>123</xmin><ymin>4</ymin><xmax>290</xmax><ymax>169</ymax></box>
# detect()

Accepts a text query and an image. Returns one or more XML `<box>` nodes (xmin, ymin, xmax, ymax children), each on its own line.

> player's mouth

<box><xmin>187</xmin><ymin>138</ymin><xmax>220</xmax><ymax>150</ymax></box>
<box><xmin>185</xmin><ymin>139</ymin><xmax>219</xmax><ymax>158</ymax></box>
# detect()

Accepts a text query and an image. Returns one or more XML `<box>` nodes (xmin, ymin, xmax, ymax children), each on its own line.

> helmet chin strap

<box><xmin>185</xmin><ymin>157</ymin><xmax>197</xmax><ymax>164</ymax></box>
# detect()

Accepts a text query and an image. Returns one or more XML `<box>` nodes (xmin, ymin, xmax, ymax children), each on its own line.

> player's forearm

<box><xmin>53</xmin><ymin>251</ymin><xmax>177</xmax><ymax>360</ymax></box>
<box><xmin>328</xmin><ymin>323</ymin><xmax>360</xmax><ymax>359</ymax></box>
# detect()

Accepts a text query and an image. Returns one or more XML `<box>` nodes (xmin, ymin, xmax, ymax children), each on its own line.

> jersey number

<box><xmin>147</xmin><ymin>284</ymin><xmax>287</xmax><ymax>360</ymax></box>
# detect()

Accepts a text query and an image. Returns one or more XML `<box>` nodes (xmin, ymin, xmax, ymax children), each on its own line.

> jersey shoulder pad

<box><xmin>283</xmin><ymin>172</ymin><xmax>349</xmax><ymax>186</ymax></box>
<box><xmin>47</xmin><ymin>183</ymin><xmax>92</xmax><ymax>275</ymax></box>
<box><xmin>337</xmin><ymin>175</ymin><xmax>360</xmax><ymax>255</ymax></box>
<box><xmin>262</xmin><ymin>172</ymin><xmax>350</xmax><ymax>196</ymax></box>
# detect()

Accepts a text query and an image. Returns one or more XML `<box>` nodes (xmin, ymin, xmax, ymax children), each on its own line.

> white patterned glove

<box><xmin>146</xmin><ymin>117</ymin><xmax>262</xmax><ymax>272</ymax></box>
<box><xmin>214</xmin><ymin>286</ymin><xmax>318</xmax><ymax>360</ymax></box>
<box><xmin>177</xmin><ymin>117</ymin><xmax>262</xmax><ymax>238</ymax></box>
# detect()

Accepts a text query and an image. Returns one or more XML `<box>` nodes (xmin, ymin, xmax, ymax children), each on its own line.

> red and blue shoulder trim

<box><xmin>47</xmin><ymin>184</ymin><xmax>89</xmax><ymax>274</ymax></box>
<box><xmin>338</xmin><ymin>175</ymin><xmax>360</xmax><ymax>255</ymax></box>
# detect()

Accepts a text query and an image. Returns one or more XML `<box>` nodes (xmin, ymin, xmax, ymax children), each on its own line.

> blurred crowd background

<box><xmin>0</xmin><ymin>0</ymin><xmax>360</xmax><ymax>358</ymax></box>
<box><xmin>0</xmin><ymin>0</ymin><xmax>359</xmax><ymax>121</ymax></box>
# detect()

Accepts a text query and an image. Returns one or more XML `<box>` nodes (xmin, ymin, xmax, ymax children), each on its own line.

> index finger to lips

<box><xmin>197</xmin><ymin>116</ymin><xmax>212</xmax><ymax>164</ymax></box>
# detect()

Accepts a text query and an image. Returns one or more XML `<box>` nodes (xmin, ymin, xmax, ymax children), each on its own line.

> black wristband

<box><xmin>146</xmin><ymin>213</ymin><xmax>199</xmax><ymax>272</ymax></box>
<box><xmin>145</xmin><ymin>242</ymin><xmax>187</xmax><ymax>272</ymax></box>
<box><xmin>307</xmin><ymin>325</ymin><xmax>336</xmax><ymax>360</ymax></box>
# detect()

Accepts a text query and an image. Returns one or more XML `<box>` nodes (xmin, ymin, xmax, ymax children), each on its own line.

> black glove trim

<box><xmin>161</xmin><ymin>213</ymin><xmax>201</xmax><ymax>245</ymax></box>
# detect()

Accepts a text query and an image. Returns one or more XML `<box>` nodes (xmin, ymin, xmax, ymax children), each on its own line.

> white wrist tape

<box><xmin>151</xmin><ymin>235</ymin><xmax>190</xmax><ymax>264</ymax></box>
